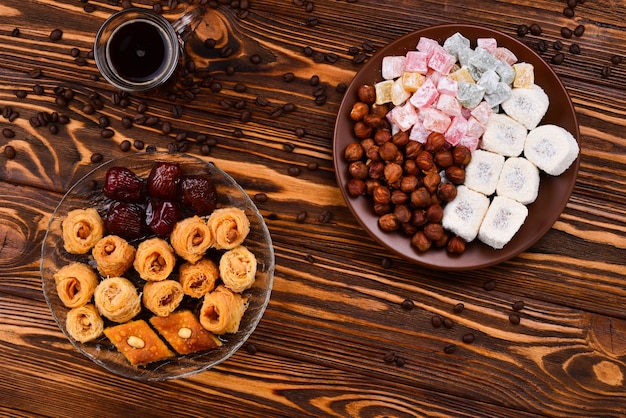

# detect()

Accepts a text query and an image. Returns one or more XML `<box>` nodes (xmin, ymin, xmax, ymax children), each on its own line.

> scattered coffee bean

<box><xmin>70</xmin><ymin>48</ymin><xmax>80</xmax><ymax>58</ymax></box>
<box><xmin>563</xmin><ymin>7</ymin><xmax>574</xmax><ymax>18</ymax></box>
<box><xmin>29</xmin><ymin>69</ymin><xmax>42</xmax><ymax>78</ymax></box>
<box><xmin>245</xmin><ymin>343</ymin><xmax>258</xmax><ymax>355</ymax></box>
<box><xmin>305</xmin><ymin>16</ymin><xmax>319</xmax><ymax>27</ymax></box>
<box><xmin>561</xmin><ymin>27</ymin><xmax>573</xmax><ymax>39</ymax></box>
<box><xmin>431</xmin><ymin>315</ymin><xmax>443</xmax><ymax>328</ymax></box>
<box><xmin>209</xmin><ymin>82</ymin><xmax>222</xmax><ymax>92</ymax></box>
<box><xmin>50</xmin><ymin>29</ymin><xmax>63</xmax><ymax>41</ymax></box>
<box><xmin>295</xmin><ymin>127</ymin><xmax>306</xmax><ymax>138</ymax></box>
<box><xmin>512</xmin><ymin>300</ymin><xmax>525</xmax><ymax>311</ymax></box>
<box><xmin>161</xmin><ymin>121</ymin><xmax>172</xmax><ymax>135</ymax></box>
<box><xmin>58</xmin><ymin>115</ymin><xmax>70</xmax><ymax>125</ymax></box>
<box><xmin>400</xmin><ymin>299</ymin><xmax>415</xmax><ymax>311</ymax></box>
<box><xmin>443</xmin><ymin>344</ymin><xmax>457</xmax><ymax>354</ymax></box>
<box><xmin>303</xmin><ymin>46</ymin><xmax>313</xmax><ymax>57</ymax></box>
<box><xmin>567</xmin><ymin>0</ymin><xmax>577</xmax><ymax>7</ymax></box>
<box><xmin>133</xmin><ymin>114</ymin><xmax>147</xmax><ymax>125</ymax></box>
<box><xmin>611</xmin><ymin>55</ymin><xmax>622</xmax><ymax>65</ymax></box>
<box><xmin>337</xmin><ymin>83</ymin><xmax>347</xmax><ymax>94</ymax></box>
<box><xmin>283</xmin><ymin>102</ymin><xmax>296</xmax><ymax>113</ymax></box>
<box><xmin>318</xmin><ymin>210</ymin><xmax>332</xmax><ymax>223</ymax></box>
<box><xmin>395</xmin><ymin>357</ymin><xmax>406</xmax><ymax>367</ymax></box>
<box><xmin>383</xmin><ymin>351</ymin><xmax>396</xmax><ymax>363</ymax></box>
<box><xmin>305</xmin><ymin>254</ymin><xmax>315</xmax><ymax>263</ymax></box>
<box><xmin>362</xmin><ymin>40</ymin><xmax>375</xmax><ymax>52</ymax></box>
<box><xmin>254</xmin><ymin>193</ymin><xmax>268</xmax><ymax>203</ymax></box>
<box><xmin>4</xmin><ymin>145</ymin><xmax>16</xmax><ymax>159</ymax></box>
<box><xmin>48</xmin><ymin>124</ymin><xmax>59</xmax><ymax>135</ymax></box>
<box><xmin>509</xmin><ymin>313</ymin><xmax>521</xmax><ymax>325</ymax></box>
<box><xmin>462</xmin><ymin>333</ymin><xmax>475</xmax><ymax>344</ymax></box>
<box><xmin>296</xmin><ymin>211</ymin><xmax>307</xmax><ymax>223</ymax></box>
<box><xmin>137</xmin><ymin>102</ymin><xmax>148</xmax><ymax>114</ymax></box>
<box><xmin>312</xmin><ymin>52</ymin><xmax>325</xmax><ymax>63</ymax></box>
<box><xmin>171</xmin><ymin>105</ymin><xmax>183</xmax><ymax>118</ymax></box>
<box><xmin>133</xmin><ymin>139</ymin><xmax>145</xmax><ymax>150</ymax></box>
<box><xmin>220</xmin><ymin>46</ymin><xmax>233</xmax><ymax>58</ymax></box>
<box><xmin>537</xmin><ymin>39</ymin><xmax>548</xmax><ymax>53</ymax></box>
<box><xmin>574</xmin><ymin>24</ymin><xmax>585</xmax><ymax>37</ymax></box>
<box><xmin>250</xmin><ymin>54</ymin><xmax>261</xmax><ymax>65</ymax></box>
<box><xmin>15</xmin><ymin>90</ymin><xmax>27</xmax><ymax>99</ymax></box>
<box><xmin>483</xmin><ymin>280</ymin><xmax>496</xmax><ymax>291</ymax></box>
<box><xmin>84</xmin><ymin>3</ymin><xmax>96</xmax><ymax>12</ymax></box>
<box><xmin>145</xmin><ymin>116</ymin><xmax>159</xmax><ymax>126</ymax></box>
<box><xmin>516</xmin><ymin>24</ymin><xmax>529</xmax><ymax>37</ymax></box>
<box><xmin>29</xmin><ymin>116</ymin><xmax>41</xmax><ymax>128</ymax></box>
<box><xmin>283</xmin><ymin>142</ymin><xmax>295</xmax><ymax>152</ymax></box>
<box><xmin>270</xmin><ymin>107</ymin><xmax>283</xmax><ymax>119</ymax></box>
<box><xmin>200</xmin><ymin>144</ymin><xmax>211</xmax><ymax>155</ymax></box>
<box><xmin>120</xmin><ymin>140</ymin><xmax>131</xmax><ymax>152</ymax></box>
<box><xmin>240</xmin><ymin>110</ymin><xmax>251</xmax><ymax>122</ymax></box>
<box><xmin>204</xmin><ymin>38</ymin><xmax>216</xmax><ymax>49</ymax></box>
<box><xmin>98</xmin><ymin>115</ymin><xmax>110</xmax><ymax>128</ymax></box>
<box><xmin>9</xmin><ymin>111</ymin><xmax>19</xmax><ymax>122</ymax></box>
<box><xmin>601</xmin><ymin>65</ymin><xmax>612</xmax><ymax>78</ymax></box>
<box><xmin>551</xmin><ymin>53</ymin><xmax>565</xmax><ymax>65</ymax></box>
<box><xmin>325</xmin><ymin>53</ymin><xmax>338</xmax><ymax>63</ymax></box>
<box><xmin>234</xmin><ymin>100</ymin><xmax>246</xmax><ymax>110</ymax></box>
<box><xmin>90</xmin><ymin>153</ymin><xmax>103</xmax><ymax>163</ymax></box>
<box><xmin>3</xmin><ymin>106</ymin><xmax>12</xmax><ymax>119</ymax></box>
<box><xmin>175</xmin><ymin>132</ymin><xmax>187</xmax><ymax>142</ymax></box>
<box><xmin>2</xmin><ymin>128</ymin><xmax>15</xmax><ymax>138</ymax></box>
<box><xmin>33</xmin><ymin>84</ymin><xmax>44</xmax><ymax>95</ymax></box>
<box><xmin>381</xmin><ymin>257</ymin><xmax>392</xmax><ymax>269</ymax></box>
<box><xmin>570</xmin><ymin>43</ymin><xmax>581</xmax><ymax>54</ymax></box>
<box><xmin>307</xmin><ymin>162</ymin><xmax>318</xmax><ymax>171</ymax></box>
<box><xmin>255</xmin><ymin>96</ymin><xmax>269</xmax><ymax>106</ymax></box>
<box><xmin>309</xmin><ymin>75</ymin><xmax>320</xmax><ymax>86</ymax></box>
<box><xmin>11</xmin><ymin>28</ymin><xmax>20</xmax><ymax>37</ymax></box>
<box><xmin>314</xmin><ymin>94</ymin><xmax>327</xmax><ymax>105</ymax></box>
<box><xmin>347</xmin><ymin>46</ymin><xmax>360</xmax><ymax>55</ymax></box>
<box><xmin>553</xmin><ymin>40</ymin><xmax>563</xmax><ymax>51</ymax></box>
<box><xmin>453</xmin><ymin>303</ymin><xmax>464</xmax><ymax>314</ymax></box>
<box><xmin>443</xmin><ymin>317</ymin><xmax>454</xmax><ymax>329</ymax></box>
<box><xmin>288</xmin><ymin>166</ymin><xmax>301</xmax><ymax>176</ymax></box>
<box><xmin>82</xmin><ymin>104</ymin><xmax>95</xmax><ymax>115</ymax></box>
<box><xmin>529</xmin><ymin>23</ymin><xmax>542</xmax><ymax>36</ymax></box>
<box><xmin>234</xmin><ymin>82</ymin><xmax>247</xmax><ymax>93</ymax></box>
<box><xmin>100</xmin><ymin>128</ymin><xmax>114</xmax><ymax>138</ymax></box>
<box><xmin>353</xmin><ymin>52</ymin><xmax>367</xmax><ymax>64</ymax></box>
<box><xmin>233</xmin><ymin>128</ymin><xmax>244</xmax><ymax>138</ymax></box>
<box><xmin>283</xmin><ymin>72</ymin><xmax>295</xmax><ymax>82</ymax></box>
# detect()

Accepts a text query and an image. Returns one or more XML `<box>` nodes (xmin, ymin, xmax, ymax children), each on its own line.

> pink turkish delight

<box><xmin>409</xmin><ymin>78</ymin><xmax>439</xmax><ymax>109</ymax></box>
<box><xmin>436</xmin><ymin>94</ymin><xmax>462</xmax><ymax>117</ymax></box>
<box><xmin>428</xmin><ymin>47</ymin><xmax>456</xmax><ymax>75</ymax></box>
<box><xmin>444</xmin><ymin>116</ymin><xmax>468</xmax><ymax>146</ymax></box>
<box><xmin>459</xmin><ymin>135</ymin><xmax>480</xmax><ymax>151</ymax></box>
<box><xmin>470</xmin><ymin>101</ymin><xmax>493</xmax><ymax>125</ymax></box>
<box><xmin>409</xmin><ymin>120</ymin><xmax>430</xmax><ymax>143</ymax></box>
<box><xmin>477</xmin><ymin>38</ymin><xmax>497</xmax><ymax>53</ymax></box>
<box><xmin>388</xmin><ymin>102</ymin><xmax>418</xmax><ymax>132</ymax></box>
<box><xmin>405</xmin><ymin>51</ymin><xmax>429</xmax><ymax>74</ymax></box>
<box><xmin>466</xmin><ymin>116</ymin><xmax>485</xmax><ymax>138</ymax></box>
<box><xmin>416</xmin><ymin>37</ymin><xmax>440</xmax><ymax>57</ymax></box>
<box><xmin>436</xmin><ymin>77</ymin><xmax>458</xmax><ymax>96</ymax></box>
<box><xmin>421</xmin><ymin>107</ymin><xmax>451</xmax><ymax>133</ymax></box>
<box><xmin>492</xmin><ymin>47</ymin><xmax>518</xmax><ymax>65</ymax></box>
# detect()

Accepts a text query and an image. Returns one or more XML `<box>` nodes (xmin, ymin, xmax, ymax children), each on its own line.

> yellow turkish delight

<box><xmin>512</xmin><ymin>63</ymin><xmax>534</xmax><ymax>88</ymax></box>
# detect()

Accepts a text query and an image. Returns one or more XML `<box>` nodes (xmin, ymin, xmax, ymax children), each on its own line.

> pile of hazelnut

<box><xmin>343</xmin><ymin>84</ymin><xmax>471</xmax><ymax>254</ymax></box>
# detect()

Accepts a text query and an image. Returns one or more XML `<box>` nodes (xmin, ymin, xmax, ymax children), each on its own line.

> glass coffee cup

<box><xmin>94</xmin><ymin>6</ymin><xmax>204</xmax><ymax>92</ymax></box>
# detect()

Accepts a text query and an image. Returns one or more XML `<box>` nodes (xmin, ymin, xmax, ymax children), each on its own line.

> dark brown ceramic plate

<box><xmin>333</xmin><ymin>24</ymin><xmax>580</xmax><ymax>270</ymax></box>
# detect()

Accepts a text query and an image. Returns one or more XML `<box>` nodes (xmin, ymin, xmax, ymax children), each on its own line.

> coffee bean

<box><xmin>233</xmin><ymin>129</ymin><xmax>244</xmax><ymax>138</ymax></box>
<box><xmin>137</xmin><ymin>102</ymin><xmax>148</xmax><ymax>114</ymax></box>
<box><xmin>381</xmin><ymin>257</ymin><xmax>392</xmax><ymax>269</ymax></box>
<box><xmin>90</xmin><ymin>153</ymin><xmax>103</xmax><ymax>163</ymax></box>
<box><xmin>516</xmin><ymin>24</ymin><xmax>529</xmax><ymax>37</ymax></box>
<box><xmin>283</xmin><ymin>142</ymin><xmax>295</xmax><ymax>152</ymax></box>
<box><xmin>9</xmin><ymin>111</ymin><xmax>19</xmax><ymax>122</ymax></box>
<box><xmin>245</xmin><ymin>343</ymin><xmax>258</xmax><ymax>355</ymax></box>
<box><xmin>401</xmin><ymin>299</ymin><xmax>415</xmax><ymax>311</ymax></box>
<box><xmin>574</xmin><ymin>25</ymin><xmax>585</xmax><ymax>37</ymax></box>
<box><xmin>133</xmin><ymin>139</ymin><xmax>145</xmax><ymax>150</ymax></box>
<box><xmin>255</xmin><ymin>96</ymin><xmax>269</xmax><ymax>106</ymax></box>
<box><xmin>55</xmin><ymin>96</ymin><xmax>68</xmax><ymax>107</ymax></box>
<box><xmin>133</xmin><ymin>114</ymin><xmax>146</xmax><ymax>125</ymax></box>
<box><xmin>226</xmin><ymin>64</ymin><xmax>236</xmax><ymax>75</ymax></box>
<box><xmin>70</xmin><ymin>48</ymin><xmax>80</xmax><ymax>58</ymax></box>
<box><xmin>288</xmin><ymin>166</ymin><xmax>301</xmax><ymax>176</ymax></box>
<box><xmin>312</xmin><ymin>52</ymin><xmax>325</xmax><ymax>63</ymax></box>
<box><xmin>296</xmin><ymin>211</ymin><xmax>307</xmax><ymax>223</ymax></box>
<box><xmin>33</xmin><ymin>84</ymin><xmax>44</xmax><ymax>95</ymax></box>
<box><xmin>11</xmin><ymin>28</ymin><xmax>20</xmax><ymax>37</ymax></box>
<box><xmin>362</xmin><ymin>40</ymin><xmax>375</xmax><ymax>52</ymax></box>
<box><xmin>84</xmin><ymin>3</ymin><xmax>96</xmax><ymax>12</ymax></box>
<box><xmin>167</xmin><ymin>142</ymin><xmax>178</xmax><ymax>153</ymax></box>
<box><xmin>175</xmin><ymin>132</ymin><xmax>187</xmax><ymax>142</ymax></box>
<box><xmin>4</xmin><ymin>145</ymin><xmax>16</xmax><ymax>159</ymax></box>
<box><xmin>318</xmin><ymin>210</ymin><xmax>332</xmax><ymax>223</ymax></box>
<box><xmin>145</xmin><ymin>116</ymin><xmax>159</xmax><ymax>126</ymax></box>
<box><xmin>337</xmin><ymin>83</ymin><xmax>348</xmax><ymax>94</ymax></box>
<box><xmin>611</xmin><ymin>55</ymin><xmax>622</xmax><ymax>65</ymax></box>
<box><xmin>561</xmin><ymin>27</ymin><xmax>573</xmax><ymax>39</ymax></box>
<box><xmin>309</xmin><ymin>75</ymin><xmax>320</xmax><ymax>86</ymax></box>
<box><xmin>58</xmin><ymin>115</ymin><xmax>70</xmax><ymax>125</ymax></box>
<box><xmin>537</xmin><ymin>40</ymin><xmax>548</xmax><ymax>53</ymax></box>
<box><xmin>509</xmin><ymin>313</ymin><xmax>521</xmax><ymax>325</ymax></box>
<box><xmin>601</xmin><ymin>65</ymin><xmax>612</xmax><ymax>78</ymax></box>
<box><xmin>220</xmin><ymin>46</ymin><xmax>233</xmax><ymax>57</ymax></box>
<box><xmin>283</xmin><ymin>72</ymin><xmax>295</xmax><ymax>82</ymax></box>
<box><xmin>353</xmin><ymin>53</ymin><xmax>367</xmax><ymax>64</ymax></box>
<box><xmin>250</xmin><ymin>54</ymin><xmax>261</xmax><ymax>64</ymax></box>
<box><xmin>529</xmin><ymin>23</ymin><xmax>542</xmax><ymax>35</ymax></box>
<box><xmin>567</xmin><ymin>0</ymin><xmax>577</xmax><ymax>7</ymax></box>
<box><xmin>453</xmin><ymin>303</ymin><xmax>464</xmax><ymax>314</ymax></box>
<box><xmin>2</xmin><ymin>128</ymin><xmax>15</xmax><ymax>138</ymax></box>
<box><xmin>570</xmin><ymin>43</ymin><xmax>581</xmax><ymax>54</ymax></box>
<box><xmin>313</xmin><ymin>86</ymin><xmax>326</xmax><ymax>97</ymax></box>
<box><xmin>270</xmin><ymin>107</ymin><xmax>283</xmax><ymax>119</ymax></box>
<box><xmin>204</xmin><ymin>38</ymin><xmax>216</xmax><ymax>49</ymax></box>
<box><xmin>240</xmin><ymin>110</ymin><xmax>251</xmax><ymax>122</ymax></box>
<box><xmin>200</xmin><ymin>144</ymin><xmax>211</xmax><ymax>155</ymax></box>
<box><xmin>483</xmin><ymin>280</ymin><xmax>496</xmax><ymax>291</ymax></box>
<box><xmin>325</xmin><ymin>53</ymin><xmax>338</xmax><ymax>63</ymax></box>
<box><xmin>383</xmin><ymin>351</ymin><xmax>396</xmax><ymax>363</ymax></box>
<box><xmin>305</xmin><ymin>1</ymin><xmax>314</xmax><ymax>12</ymax></box>
<box><xmin>3</xmin><ymin>106</ymin><xmax>12</xmax><ymax>119</ymax></box>
<box><xmin>29</xmin><ymin>116</ymin><xmax>41</xmax><ymax>128</ymax></box>
<box><xmin>303</xmin><ymin>46</ymin><xmax>313</xmax><ymax>57</ymax></box>
<box><xmin>512</xmin><ymin>300</ymin><xmax>525</xmax><ymax>311</ymax></box>
<box><xmin>553</xmin><ymin>40</ymin><xmax>563</xmax><ymax>50</ymax></box>
<box><xmin>50</xmin><ymin>29</ymin><xmax>63</xmax><ymax>41</ymax></box>
<box><xmin>462</xmin><ymin>333</ymin><xmax>475</xmax><ymax>344</ymax></box>
<box><xmin>120</xmin><ymin>140</ymin><xmax>131</xmax><ymax>152</ymax></box>
<box><xmin>254</xmin><ymin>193</ymin><xmax>268</xmax><ymax>203</ymax></box>
<box><xmin>15</xmin><ymin>90</ymin><xmax>27</xmax><ymax>99</ymax></box>
<box><xmin>305</xmin><ymin>16</ymin><xmax>319</xmax><ymax>27</ymax></box>
<box><xmin>119</xmin><ymin>97</ymin><xmax>130</xmax><ymax>108</ymax></box>
<box><xmin>551</xmin><ymin>53</ymin><xmax>565</xmax><ymax>65</ymax></box>
<box><xmin>295</xmin><ymin>127</ymin><xmax>306</xmax><ymax>138</ymax></box>
<box><xmin>443</xmin><ymin>344</ymin><xmax>457</xmax><ymax>354</ymax></box>
<box><xmin>235</xmin><ymin>100</ymin><xmax>246</xmax><ymax>110</ymax></box>
<box><xmin>48</xmin><ymin>124</ymin><xmax>59</xmax><ymax>135</ymax></box>
<box><xmin>431</xmin><ymin>315</ymin><xmax>443</xmax><ymax>328</ymax></box>
<box><xmin>172</xmin><ymin>105</ymin><xmax>183</xmax><ymax>118</ymax></box>
<box><xmin>98</xmin><ymin>116</ymin><xmax>110</xmax><ymax>128</ymax></box>
<box><xmin>209</xmin><ymin>82</ymin><xmax>222</xmax><ymax>93</ymax></box>
<box><xmin>283</xmin><ymin>102</ymin><xmax>296</xmax><ymax>112</ymax></box>
<box><xmin>443</xmin><ymin>317</ymin><xmax>454</xmax><ymax>329</ymax></box>
<box><xmin>307</xmin><ymin>162</ymin><xmax>318</xmax><ymax>171</ymax></box>
<box><xmin>29</xmin><ymin>69</ymin><xmax>42</xmax><ymax>78</ymax></box>
<box><xmin>314</xmin><ymin>95</ymin><xmax>327</xmax><ymax>105</ymax></box>
<box><xmin>563</xmin><ymin>7</ymin><xmax>574</xmax><ymax>18</ymax></box>
<box><xmin>100</xmin><ymin>128</ymin><xmax>114</xmax><ymax>138</ymax></box>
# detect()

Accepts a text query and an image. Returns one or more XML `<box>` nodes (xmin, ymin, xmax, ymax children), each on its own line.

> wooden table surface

<box><xmin>1</xmin><ymin>0</ymin><xmax>625</xmax><ymax>416</ymax></box>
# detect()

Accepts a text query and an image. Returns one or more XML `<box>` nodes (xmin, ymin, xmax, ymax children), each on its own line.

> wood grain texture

<box><xmin>1</xmin><ymin>0</ymin><xmax>625</xmax><ymax>417</ymax></box>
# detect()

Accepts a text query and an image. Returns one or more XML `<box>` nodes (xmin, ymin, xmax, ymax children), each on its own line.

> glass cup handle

<box><xmin>171</xmin><ymin>4</ymin><xmax>205</xmax><ymax>46</ymax></box>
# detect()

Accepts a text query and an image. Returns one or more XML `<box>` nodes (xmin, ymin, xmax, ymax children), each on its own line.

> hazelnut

<box><xmin>404</xmin><ymin>141</ymin><xmax>423</xmax><ymax>159</ymax></box>
<box><xmin>344</xmin><ymin>143</ymin><xmax>364</xmax><ymax>162</ymax></box>
<box><xmin>391</xmin><ymin>189</ymin><xmax>409</xmax><ymax>205</ymax></box>
<box><xmin>410</xmin><ymin>187</ymin><xmax>431</xmax><ymax>208</ymax></box>
<box><xmin>374</xmin><ymin>203</ymin><xmax>392</xmax><ymax>215</ymax></box>
<box><xmin>354</xmin><ymin>121</ymin><xmax>372</xmax><ymax>139</ymax></box>
<box><xmin>368</xmin><ymin>161</ymin><xmax>384</xmax><ymax>179</ymax></box>
<box><xmin>366</xmin><ymin>145</ymin><xmax>381</xmax><ymax>162</ymax></box>
<box><xmin>401</xmin><ymin>222</ymin><xmax>419</xmax><ymax>236</ymax></box>
<box><xmin>424</xmin><ymin>132</ymin><xmax>445</xmax><ymax>153</ymax></box>
<box><xmin>437</xmin><ymin>182</ymin><xmax>457</xmax><ymax>202</ymax></box>
<box><xmin>365</xmin><ymin>179</ymin><xmax>381</xmax><ymax>194</ymax></box>
<box><xmin>434</xmin><ymin>231</ymin><xmax>450</xmax><ymax>248</ymax></box>
<box><xmin>403</xmin><ymin>160</ymin><xmax>419</xmax><ymax>176</ymax></box>
<box><xmin>350</xmin><ymin>102</ymin><xmax>369</xmax><ymax>121</ymax></box>
<box><xmin>347</xmin><ymin>178</ymin><xmax>366</xmax><ymax>197</ymax></box>
<box><xmin>374</xmin><ymin>129</ymin><xmax>392</xmax><ymax>145</ymax></box>
<box><xmin>434</xmin><ymin>150</ymin><xmax>454</xmax><ymax>168</ymax></box>
<box><xmin>447</xmin><ymin>236</ymin><xmax>466</xmax><ymax>254</ymax></box>
<box><xmin>384</xmin><ymin>162</ymin><xmax>403</xmax><ymax>184</ymax></box>
<box><xmin>430</xmin><ymin>192</ymin><xmax>441</xmax><ymax>206</ymax></box>
<box><xmin>424</xmin><ymin>222</ymin><xmax>444</xmax><ymax>241</ymax></box>
<box><xmin>425</xmin><ymin>204</ymin><xmax>444</xmax><ymax>223</ymax></box>
<box><xmin>423</xmin><ymin>171</ymin><xmax>441</xmax><ymax>193</ymax></box>
<box><xmin>372</xmin><ymin>185</ymin><xmax>391</xmax><ymax>204</ymax></box>
<box><xmin>400</xmin><ymin>175</ymin><xmax>419</xmax><ymax>193</ymax></box>
<box><xmin>360</xmin><ymin>138</ymin><xmax>375</xmax><ymax>153</ymax></box>
<box><xmin>391</xmin><ymin>130</ymin><xmax>410</xmax><ymax>148</ymax></box>
<box><xmin>357</xmin><ymin>84</ymin><xmax>377</xmax><ymax>104</ymax></box>
<box><xmin>348</xmin><ymin>161</ymin><xmax>368</xmax><ymax>180</ymax></box>
<box><xmin>394</xmin><ymin>204</ymin><xmax>412</xmax><ymax>223</ymax></box>
<box><xmin>411</xmin><ymin>231</ymin><xmax>432</xmax><ymax>252</ymax></box>
<box><xmin>379</xmin><ymin>141</ymin><xmax>399</xmax><ymax>162</ymax></box>
<box><xmin>410</xmin><ymin>209</ymin><xmax>427</xmax><ymax>227</ymax></box>
<box><xmin>445</xmin><ymin>166</ymin><xmax>466</xmax><ymax>184</ymax></box>
<box><xmin>371</xmin><ymin>103</ymin><xmax>389</xmax><ymax>118</ymax></box>
<box><xmin>416</xmin><ymin>150</ymin><xmax>434</xmax><ymax>171</ymax></box>
<box><xmin>452</xmin><ymin>145</ymin><xmax>472</xmax><ymax>166</ymax></box>
<box><xmin>363</xmin><ymin>114</ymin><xmax>383</xmax><ymax>128</ymax></box>
<box><xmin>378</xmin><ymin>213</ymin><xmax>400</xmax><ymax>231</ymax></box>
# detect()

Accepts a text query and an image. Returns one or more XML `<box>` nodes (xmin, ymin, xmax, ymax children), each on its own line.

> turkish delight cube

<box><xmin>449</xmin><ymin>66</ymin><xmax>475</xmax><ymax>84</ymax></box>
<box><xmin>374</xmin><ymin>80</ymin><xmax>394</xmax><ymax>105</ymax></box>
<box><xmin>382</xmin><ymin>56</ymin><xmax>406</xmax><ymax>80</ymax></box>
<box><xmin>470</xmin><ymin>101</ymin><xmax>493</xmax><ymax>125</ymax></box>
<box><xmin>405</xmin><ymin>51</ymin><xmax>429</xmax><ymax>74</ymax></box>
<box><xmin>409</xmin><ymin>78</ymin><xmax>439</xmax><ymax>109</ymax></box>
<box><xmin>428</xmin><ymin>47</ymin><xmax>456</xmax><ymax>75</ymax></box>
<box><xmin>416</xmin><ymin>36</ymin><xmax>440</xmax><ymax>57</ymax></box>
<box><xmin>496</xmin><ymin>61</ymin><xmax>515</xmax><ymax>85</ymax></box>
<box><xmin>437</xmin><ymin>77</ymin><xmax>458</xmax><ymax>96</ymax></box>
<box><xmin>443</xmin><ymin>32</ymin><xmax>471</xmax><ymax>58</ymax></box>
<box><xmin>512</xmin><ymin>63</ymin><xmax>535</xmax><ymax>88</ymax></box>
<box><xmin>436</xmin><ymin>94</ymin><xmax>462</xmax><ymax>117</ymax></box>
<box><xmin>421</xmin><ymin>107</ymin><xmax>452</xmax><ymax>133</ymax></box>
<box><xmin>388</xmin><ymin>102</ymin><xmax>418</xmax><ymax>132</ymax></box>
<box><xmin>409</xmin><ymin>119</ymin><xmax>430</xmax><ymax>143</ymax></box>
<box><xmin>493</xmin><ymin>47</ymin><xmax>518</xmax><ymax>65</ymax></box>
<box><xmin>484</xmin><ymin>82</ymin><xmax>512</xmax><ymax>108</ymax></box>
<box><xmin>477</xmin><ymin>38</ymin><xmax>497</xmax><ymax>53</ymax></box>
<box><xmin>456</xmin><ymin>82</ymin><xmax>485</xmax><ymax>109</ymax></box>
<box><xmin>444</xmin><ymin>115</ymin><xmax>468</xmax><ymax>146</ymax></box>
<box><xmin>466</xmin><ymin>116</ymin><xmax>486</xmax><ymax>139</ymax></box>
<box><xmin>478</xmin><ymin>69</ymin><xmax>500</xmax><ymax>94</ymax></box>
<box><xmin>402</xmin><ymin>71</ymin><xmax>426</xmax><ymax>92</ymax></box>
<box><xmin>391</xmin><ymin>77</ymin><xmax>411</xmax><ymax>106</ymax></box>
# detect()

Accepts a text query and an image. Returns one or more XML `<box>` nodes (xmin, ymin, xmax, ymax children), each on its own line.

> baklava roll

<box><xmin>94</xmin><ymin>276</ymin><xmax>141</xmax><ymax>323</ymax></box>
<box><xmin>199</xmin><ymin>285</ymin><xmax>248</xmax><ymax>334</ymax></box>
<box><xmin>66</xmin><ymin>304</ymin><xmax>104</xmax><ymax>343</ymax></box>
<box><xmin>53</xmin><ymin>262</ymin><xmax>98</xmax><ymax>309</ymax></box>
<box><xmin>133</xmin><ymin>237</ymin><xmax>176</xmax><ymax>281</ymax></box>
<box><xmin>219</xmin><ymin>246</ymin><xmax>257</xmax><ymax>293</ymax></box>
<box><xmin>170</xmin><ymin>216</ymin><xmax>213</xmax><ymax>264</ymax></box>
<box><xmin>206</xmin><ymin>207</ymin><xmax>250</xmax><ymax>250</ymax></box>
<box><xmin>178</xmin><ymin>258</ymin><xmax>219</xmax><ymax>298</ymax></box>
<box><xmin>62</xmin><ymin>208</ymin><xmax>104</xmax><ymax>254</ymax></box>
<box><xmin>92</xmin><ymin>235</ymin><xmax>136</xmax><ymax>277</ymax></box>
<box><xmin>142</xmin><ymin>280</ymin><xmax>184</xmax><ymax>317</ymax></box>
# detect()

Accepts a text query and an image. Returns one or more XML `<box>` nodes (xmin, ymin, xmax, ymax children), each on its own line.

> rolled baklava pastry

<box><xmin>206</xmin><ymin>207</ymin><xmax>250</xmax><ymax>250</ymax></box>
<box><xmin>53</xmin><ymin>262</ymin><xmax>98</xmax><ymax>309</ymax></box>
<box><xmin>219</xmin><ymin>246</ymin><xmax>257</xmax><ymax>293</ymax></box>
<box><xmin>62</xmin><ymin>208</ymin><xmax>104</xmax><ymax>254</ymax></box>
<box><xmin>170</xmin><ymin>216</ymin><xmax>213</xmax><ymax>264</ymax></box>
<box><xmin>133</xmin><ymin>237</ymin><xmax>176</xmax><ymax>281</ymax></box>
<box><xmin>199</xmin><ymin>285</ymin><xmax>248</xmax><ymax>334</ymax></box>
<box><xmin>92</xmin><ymin>235</ymin><xmax>136</xmax><ymax>277</ymax></box>
<box><xmin>65</xmin><ymin>304</ymin><xmax>104</xmax><ymax>343</ymax></box>
<box><xmin>178</xmin><ymin>258</ymin><xmax>219</xmax><ymax>298</ymax></box>
<box><xmin>142</xmin><ymin>280</ymin><xmax>184</xmax><ymax>317</ymax></box>
<box><xmin>94</xmin><ymin>276</ymin><xmax>141</xmax><ymax>323</ymax></box>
